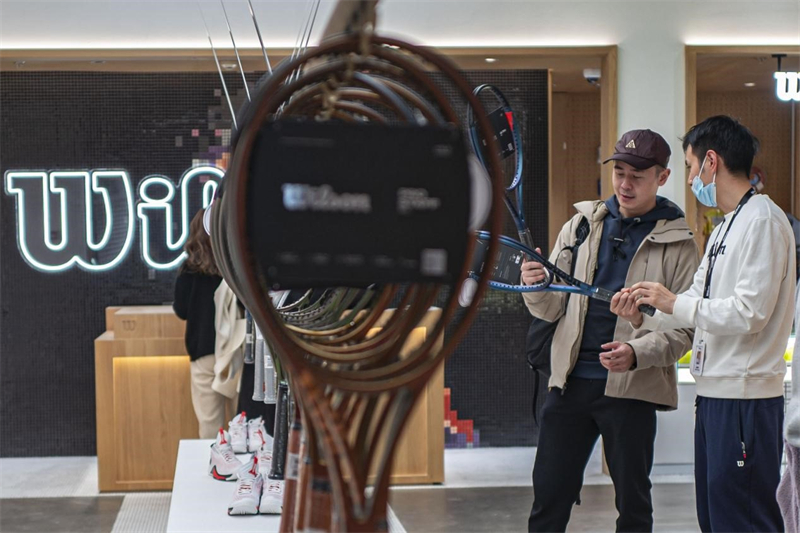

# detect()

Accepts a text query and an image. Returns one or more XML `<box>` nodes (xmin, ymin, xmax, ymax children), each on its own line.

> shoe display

<box><xmin>208</xmin><ymin>429</ymin><xmax>242</xmax><ymax>481</ymax></box>
<box><xmin>228</xmin><ymin>412</ymin><xmax>248</xmax><ymax>454</ymax></box>
<box><xmin>227</xmin><ymin>456</ymin><xmax>264</xmax><ymax>516</ymax></box>
<box><xmin>259</xmin><ymin>478</ymin><xmax>284</xmax><ymax>515</ymax></box>
<box><xmin>247</xmin><ymin>416</ymin><xmax>268</xmax><ymax>452</ymax></box>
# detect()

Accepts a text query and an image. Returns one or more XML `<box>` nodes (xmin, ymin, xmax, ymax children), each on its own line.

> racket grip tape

<box><xmin>638</xmin><ymin>304</ymin><xmax>656</xmax><ymax>317</ymax></box>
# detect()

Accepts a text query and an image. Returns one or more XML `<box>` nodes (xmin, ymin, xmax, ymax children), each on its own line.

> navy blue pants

<box><xmin>529</xmin><ymin>378</ymin><xmax>657</xmax><ymax>533</ymax></box>
<box><xmin>695</xmin><ymin>395</ymin><xmax>785</xmax><ymax>533</ymax></box>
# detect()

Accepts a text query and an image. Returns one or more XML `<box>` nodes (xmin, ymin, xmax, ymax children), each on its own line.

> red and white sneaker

<box><xmin>259</xmin><ymin>479</ymin><xmax>284</xmax><ymax>515</ymax></box>
<box><xmin>228</xmin><ymin>456</ymin><xmax>264</xmax><ymax>516</ymax></box>
<box><xmin>228</xmin><ymin>412</ymin><xmax>248</xmax><ymax>454</ymax></box>
<box><xmin>247</xmin><ymin>417</ymin><xmax>269</xmax><ymax>452</ymax></box>
<box><xmin>208</xmin><ymin>429</ymin><xmax>242</xmax><ymax>481</ymax></box>
<box><xmin>256</xmin><ymin>439</ymin><xmax>274</xmax><ymax>477</ymax></box>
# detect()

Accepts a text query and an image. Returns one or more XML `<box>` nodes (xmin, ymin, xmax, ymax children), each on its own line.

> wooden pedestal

<box><xmin>95</xmin><ymin>305</ymin><xmax>444</xmax><ymax>491</ymax></box>
<box><xmin>95</xmin><ymin>306</ymin><xmax>197</xmax><ymax>492</ymax></box>
<box><xmin>368</xmin><ymin>307</ymin><xmax>445</xmax><ymax>485</ymax></box>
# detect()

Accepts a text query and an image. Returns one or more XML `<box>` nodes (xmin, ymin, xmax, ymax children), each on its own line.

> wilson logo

<box><xmin>774</xmin><ymin>72</ymin><xmax>800</xmax><ymax>102</ymax></box>
<box><xmin>4</xmin><ymin>166</ymin><xmax>223</xmax><ymax>272</ymax></box>
<box><xmin>281</xmin><ymin>183</ymin><xmax>372</xmax><ymax>214</ymax></box>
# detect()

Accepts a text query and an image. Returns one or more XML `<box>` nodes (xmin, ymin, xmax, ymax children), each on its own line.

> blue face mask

<box><xmin>691</xmin><ymin>155</ymin><xmax>717</xmax><ymax>207</ymax></box>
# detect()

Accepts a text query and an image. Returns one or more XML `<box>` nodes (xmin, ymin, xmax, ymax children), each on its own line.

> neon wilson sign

<box><xmin>774</xmin><ymin>72</ymin><xmax>800</xmax><ymax>102</ymax></box>
<box><xmin>4</xmin><ymin>166</ymin><xmax>223</xmax><ymax>272</ymax></box>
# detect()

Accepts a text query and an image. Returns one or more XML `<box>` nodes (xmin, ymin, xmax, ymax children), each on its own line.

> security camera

<box><xmin>583</xmin><ymin>68</ymin><xmax>601</xmax><ymax>86</ymax></box>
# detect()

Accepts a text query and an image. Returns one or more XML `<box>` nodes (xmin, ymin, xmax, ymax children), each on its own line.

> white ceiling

<box><xmin>1</xmin><ymin>1</ymin><xmax>799</xmax><ymax>50</ymax></box>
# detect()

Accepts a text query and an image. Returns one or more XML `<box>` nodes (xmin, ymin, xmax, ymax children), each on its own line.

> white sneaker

<box><xmin>247</xmin><ymin>417</ymin><xmax>268</xmax><ymax>453</ymax></box>
<box><xmin>228</xmin><ymin>412</ymin><xmax>248</xmax><ymax>454</ymax></box>
<box><xmin>228</xmin><ymin>457</ymin><xmax>264</xmax><ymax>516</ymax></box>
<box><xmin>208</xmin><ymin>429</ymin><xmax>242</xmax><ymax>481</ymax></box>
<box><xmin>256</xmin><ymin>439</ymin><xmax>274</xmax><ymax>477</ymax></box>
<box><xmin>259</xmin><ymin>479</ymin><xmax>284</xmax><ymax>515</ymax></box>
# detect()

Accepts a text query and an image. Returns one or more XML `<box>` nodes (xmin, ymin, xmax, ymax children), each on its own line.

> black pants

<box><xmin>694</xmin><ymin>395</ymin><xmax>784</xmax><ymax>533</ymax></box>
<box><xmin>528</xmin><ymin>378</ymin><xmax>657</xmax><ymax>533</ymax></box>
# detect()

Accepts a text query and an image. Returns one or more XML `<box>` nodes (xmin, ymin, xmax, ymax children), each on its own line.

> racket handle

<box><xmin>518</xmin><ymin>230</ymin><xmax>534</xmax><ymax>254</ymax></box>
<box><xmin>638</xmin><ymin>304</ymin><xmax>656</xmax><ymax>317</ymax></box>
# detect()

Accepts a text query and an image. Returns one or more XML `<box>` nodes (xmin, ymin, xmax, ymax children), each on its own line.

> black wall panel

<box><xmin>0</xmin><ymin>69</ymin><xmax>547</xmax><ymax>456</ymax></box>
<box><xmin>435</xmin><ymin>70</ymin><xmax>549</xmax><ymax>447</ymax></box>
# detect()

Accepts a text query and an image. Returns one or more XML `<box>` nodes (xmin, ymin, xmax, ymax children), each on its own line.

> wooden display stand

<box><xmin>95</xmin><ymin>305</ymin><xmax>444</xmax><ymax>492</ymax></box>
<box><xmin>95</xmin><ymin>306</ymin><xmax>197</xmax><ymax>492</ymax></box>
<box><xmin>368</xmin><ymin>308</ymin><xmax>445</xmax><ymax>485</ymax></box>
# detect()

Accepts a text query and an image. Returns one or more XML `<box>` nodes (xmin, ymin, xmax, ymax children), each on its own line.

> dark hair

<box><xmin>681</xmin><ymin>115</ymin><xmax>759</xmax><ymax>178</ymax></box>
<box><xmin>182</xmin><ymin>209</ymin><xmax>220</xmax><ymax>276</ymax></box>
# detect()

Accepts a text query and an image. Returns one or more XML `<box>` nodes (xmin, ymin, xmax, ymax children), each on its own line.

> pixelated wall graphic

<box><xmin>445</xmin><ymin>388</ymin><xmax>480</xmax><ymax>449</ymax></box>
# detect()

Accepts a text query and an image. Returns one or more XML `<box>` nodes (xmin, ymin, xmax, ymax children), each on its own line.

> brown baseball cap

<box><xmin>603</xmin><ymin>129</ymin><xmax>671</xmax><ymax>169</ymax></box>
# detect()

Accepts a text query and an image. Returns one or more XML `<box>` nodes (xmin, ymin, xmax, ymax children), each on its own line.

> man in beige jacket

<box><xmin>521</xmin><ymin>129</ymin><xmax>699</xmax><ymax>533</ymax></box>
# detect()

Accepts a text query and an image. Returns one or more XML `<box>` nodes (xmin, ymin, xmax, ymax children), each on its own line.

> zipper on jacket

<box><xmin>569</xmin><ymin>236</ymin><xmax>597</xmax><ymax>380</ymax></box>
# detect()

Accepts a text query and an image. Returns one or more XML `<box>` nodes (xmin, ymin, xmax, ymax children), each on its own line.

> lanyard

<box><xmin>703</xmin><ymin>188</ymin><xmax>755</xmax><ymax>299</ymax></box>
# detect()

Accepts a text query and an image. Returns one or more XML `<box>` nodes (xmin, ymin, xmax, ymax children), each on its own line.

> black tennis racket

<box><xmin>467</xmin><ymin>84</ymin><xmax>535</xmax><ymax>254</ymax></box>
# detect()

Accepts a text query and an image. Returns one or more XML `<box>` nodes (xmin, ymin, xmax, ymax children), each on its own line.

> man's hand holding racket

<box><xmin>520</xmin><ymin>248</ymin><xmax>548</xmax><ymax>286</ymax></box>
<box><xmin>611</xmin><ymin>283</ymin><xmax>677</xmax><ymax>328</ymax></box>
<box><xmin>610</xmin><ymin>288</ymin><xmax>645</xmax><ymax>328</ymax></box>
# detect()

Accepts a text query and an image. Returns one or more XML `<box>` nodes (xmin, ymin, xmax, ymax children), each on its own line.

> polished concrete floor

<box><xmin>389</xmin><ymin>484</ymin><xmax>700</xmax><ymax>533</ymax></box>
<box><xmin>0</xmin><ymin>497</ymin><xmax>124</xmax><ymax>533</ymax></box>
<box><xmin>0</xmin><ymin>448</ymin><xmax>702</xmax><ymax>533</ymax></box>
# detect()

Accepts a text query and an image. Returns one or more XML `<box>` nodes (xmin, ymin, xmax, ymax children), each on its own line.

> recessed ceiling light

<box><xmin>485</xmin><ymin>57</ymin><xmax>497</xmax><ymax>63</ymax></box>
<box><xmin>744</xmin><ymin>82</ymin><xmax>756</xmax><ymax>87</ymax></box>
<box><xmin>221</xmin><ymin>63</ymin><xmax>237</xmax><ymax>70</ymax></box>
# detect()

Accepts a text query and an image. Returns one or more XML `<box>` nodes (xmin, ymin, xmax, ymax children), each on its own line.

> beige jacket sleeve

<box><xmin>626</xmin><ymin>237</ymin><xmax>700</xmax><ymax>370</ymax></box>
<box><xmin>521</xmin><ymin>215</ymin><xmax>581</xmax><ymax>322</ymax></box>
<box><xmin>212</xmin><ymin>279</ymin><xmax>246</xmax><ymax>399</ymax></box>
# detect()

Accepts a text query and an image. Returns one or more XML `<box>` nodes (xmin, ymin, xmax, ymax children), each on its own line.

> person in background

<box><xmin>778</xmin><ymin>288</ymin><xmax>800</xmax><ymax>533</ymax></box>
<box><xmin>612</xmin><ymin>115</ymin><xmax>796</xmax><ymax>533</ymax></box>
<box><xmin>173</xmin><ymin>209</ymin><xmax>235</xmax><ymax>438</ymax></box>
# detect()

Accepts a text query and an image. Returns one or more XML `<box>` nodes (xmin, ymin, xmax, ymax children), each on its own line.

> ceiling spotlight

<box><xmin>484</xmin><ymin>57</ymin><xmax>497</xmax><ymax>63</ymax></box>
<box><xmin>744</xmin><ymin>82</ymin><xmax>756</xmax><ymax>87</ymax></box>
<box><xmin>221</xmin><ymin>63</ymin><xmax>237</xmax><ymax>70</ymax></box>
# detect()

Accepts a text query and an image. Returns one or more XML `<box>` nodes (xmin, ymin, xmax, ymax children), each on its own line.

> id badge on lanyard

<box><xmin>691</xmin><ymin>339</ymin><xmax>706</xmax><ymax>376</ymax></box>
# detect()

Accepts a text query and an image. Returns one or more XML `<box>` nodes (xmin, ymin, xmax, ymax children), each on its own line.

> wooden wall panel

<box><xmin>550</xmin><ymin>94</ymin><xmax>570</xmax><ymax>247</ymax></box>
<box><xmin>550</xmin><ymin>91</ymin><xmax>602</xmax><ymax>243</ymax></box>
<box><xmin>600</xmin><ymin>48</ymin><xmax>618</xmax><ymax>199</ymax></box>
<box><xmin>795</xmin><ymin>103</ymin><xmax>800</xmax><ymax>217</ymax></box>
<box><xmin>697</xmin><ymin>91</ymin><xmax>794</xmax><ymax>212</ymax></box>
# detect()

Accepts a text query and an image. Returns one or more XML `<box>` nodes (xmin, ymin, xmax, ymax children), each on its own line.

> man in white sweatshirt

<box><xmin>611</xmin><ymin>115</ymin><xmax>796</xmax><ymax>533</ymax></box>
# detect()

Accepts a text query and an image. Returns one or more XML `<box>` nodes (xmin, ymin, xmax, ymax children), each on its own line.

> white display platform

<box><xmin>166</xmin><ymin>439</ymin><xmax>281</xmax><ymax>533</ymax></box>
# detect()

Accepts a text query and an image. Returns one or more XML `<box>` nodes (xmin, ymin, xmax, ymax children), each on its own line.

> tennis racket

<box><xmin>464</xmin><ymin>84</ymin><xmax>655</xmax><ymax>316</ymax></box>
<box><xmin>466</xmin><ymin>84</ymin><xmax>535</xmax><ymax>254</ymax></box>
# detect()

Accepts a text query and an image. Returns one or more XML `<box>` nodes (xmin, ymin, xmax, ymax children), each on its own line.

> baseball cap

<box><xmin>603</xmin><ymin>129</ymin><xmax>671</xmax><ymax>169</ymax></box>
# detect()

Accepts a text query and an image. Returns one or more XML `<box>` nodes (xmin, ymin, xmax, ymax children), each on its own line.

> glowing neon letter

<box><xmin>775</xmin><ymin>72</ymin><xmax>800</xmax><ymax>102</ymax></box>
<box><xmin>4</xmin><ymin>170</ymin><xmax>134</xmax><ymax>272</ymax></box>
<box><xmin>136</xmin><ymin>166</ymin><xmax>222</xmax><ymax>270</ymax></box>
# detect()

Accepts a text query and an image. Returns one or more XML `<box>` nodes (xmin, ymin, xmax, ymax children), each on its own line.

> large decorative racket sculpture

<box><xmin>209</xmin><ymin>2</ymin><xmax>503</xmax><ymax>530</ymax></box>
